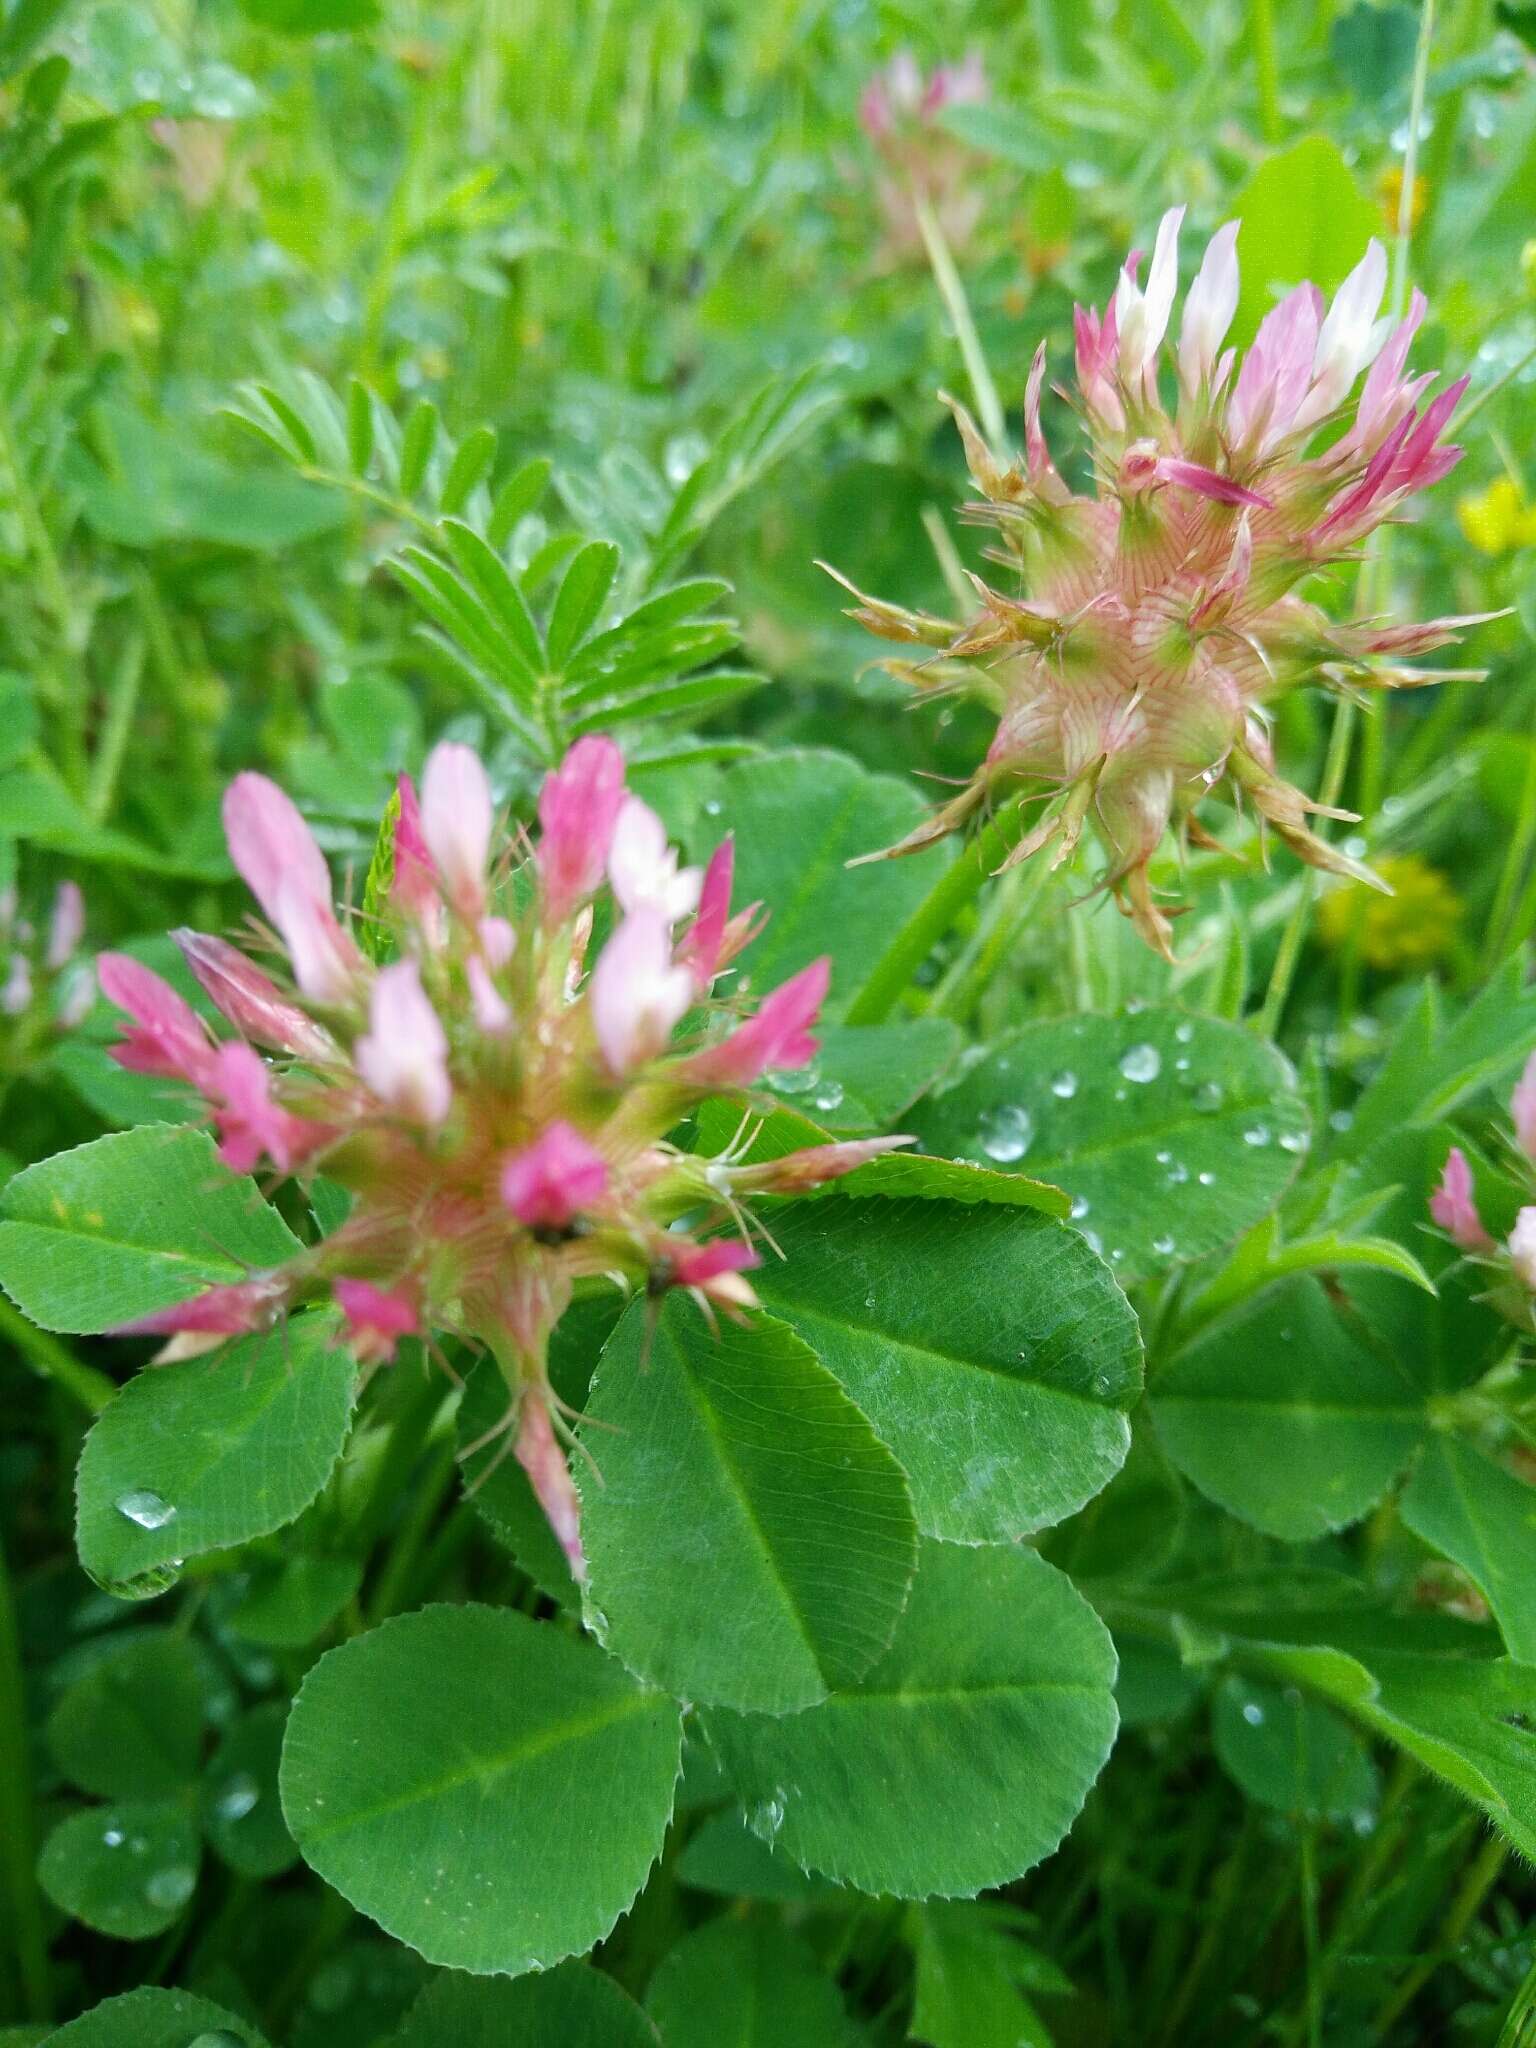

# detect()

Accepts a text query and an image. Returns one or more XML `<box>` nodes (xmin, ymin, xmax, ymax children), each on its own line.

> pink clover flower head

<box><xmin>1430</xmin><ymin>1147</ymin><xmax>1494</xmax><ymax>1254</ymax></box>
<box><xmin>96</xmin><ymin>738</ymin><xmax>904</xmax><ymax>1571</ymax></box>
<box><xmin>501</xmin><ymin>1121</ymin><xmax>610</xmax><ymax>1231</ymax></box>
<box><xmin>334</xmin><ymin>1277</ymin><xmax>419</xmax><ymax>1366</ymax></box>
<box><xmin>832</xmin><ymin>210</ymin><xmax>1477</xmax><ymax>954</ymax></box>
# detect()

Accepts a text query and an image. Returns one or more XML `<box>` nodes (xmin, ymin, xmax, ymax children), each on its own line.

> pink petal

<box><xmin>537</xmin><ymin>735</ymin><xmax>627</xmax><ymax>922</ymax></box>
<box><xmin>1429</xmin><ymin>1147</ymin><xmax>1493</xmax><ymax>1253</ymax></box>
<box><xmin>353</xmin><ymin>960</ymin><xmax>452</xmax><ymax>1125</ymax></box>
<box><xmin>97</xmin><ymin>952</ymin><xmax>214</xmax><ymax>1088</ymax></box>
<box><xmin>334</xmin><ymin>1277</ymin><xmax>419</xmax><ymax>1365</ymax></box>
<box><xmin>421</xmin><ymin>741</ymin><xmax>494</xmax><ymax>921</ymax></box>
<box><xmin>174</xmin><ymin>930</ymin><xmax>334</xmax><ymax>1060</ymax></box>
<box><xmin>589</xmin><ymin>911</ymin><xmax>693</xmax><ymax>1075</ymax></box>
<box><xmin>686</xmin><ymin>957</ymin><xmax>831</xmax><ymax>1088</ymax></box>
<box><xmin>515</xmin><ymin>1393</ymin><xmax>586</xmax><ymax>1582</ymax></box>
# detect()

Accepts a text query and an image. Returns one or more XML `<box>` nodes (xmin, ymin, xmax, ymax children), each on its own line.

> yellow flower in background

<box><xmin>1317</xmin><ymin>853</ymin><xmax>1463</xmax><ymax>971</ymax></box>
<box><xmin>1378</xmin><ymin>164</ymin><xmax>1427</xmax><ymax>235</ymax></box>
<box><xmin>1456</xmin><ymin>476</ymin><xmax>1536</xmax><ymax>556</ymax></box>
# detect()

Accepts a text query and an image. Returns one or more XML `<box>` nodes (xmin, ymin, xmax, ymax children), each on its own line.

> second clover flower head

<box><xmin>832</xmin><ymin>209</ymin><xmax>1483</xmax><ymax>955</ymax></box>
<box><xmin>98</xmin><ymin>735</ymin><xmax>909</xmax><ymax>1578</ymax></box>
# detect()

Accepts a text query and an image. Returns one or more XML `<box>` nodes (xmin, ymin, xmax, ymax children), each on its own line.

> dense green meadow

<box><xmin>4</xmin><ymin>1</ymin><xmax>1536</xmax><ymax>2042</ymax></box>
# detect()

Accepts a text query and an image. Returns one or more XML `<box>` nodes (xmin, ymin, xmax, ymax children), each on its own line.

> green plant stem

<box><xmin>930</xmin><ymin>856</ymin><xmax>1052</xmax><ymax>1023</ymax></box>
<box><xmin>1255</xmin><ymin>700</ymin><xmax>1356</xmax><ymax>1038</ymax></box>
<box><xmin>843</xmin><ymin>799</ymin><xmax>1028</xmax><ymax>1026</ymax></box>
<box><xmin>1372</xmin><ymin>1828</ymin><xmax>1506</xmax><ymax>2036</ymax></box>
<box><xmin>368</xmin><ymin>1434</ymin><xmax>458</xmax><ymax>1625</ymax></box>
<box><xmin>1298</xmin><ymin>1826</ymin><xmax>1322</xmax><ymax>2048</ymax></box>
<box><xmin>1251</xmin><ymin>0</ymin><xmax>1282</xmax><ymax>140</ymax></box>
<box><xmin>0</xmin><ymin>1533</ymin><xmax>50</xmax><ymax>2023</ymax></box>
<box><xmin>85</xmin><ymin>627</ymin><xmax>145</xmax><ymax>825</ymax></box>
<box><xmin>1456</xmin><ymin>338</ymin><xmax>1536</xmax><ymax>436</ymax></box>
<box><xmin>0</xmin><ymin>1296</ymin><xmax>115</xmax><ymax>1415</ymax></box>
<box><xmin>1486</xmin><ymin>695</ymin><xmax>1536</xmax><ymax>963</ymax></box>
<box><xmin>1499</xmin><ymin>1946</ymin><xmax>1536</xmax><ymax>2047</ymax></box>
<box><xmin>912</xmin><ymin>191</ymin><xmax>1006</xmax><ymax>453</ymax></box>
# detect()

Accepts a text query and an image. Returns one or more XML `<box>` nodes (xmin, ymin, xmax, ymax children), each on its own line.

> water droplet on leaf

<box><xmin>1050</xmin><ymin>1070</ymin><xmax>1078</xmax><ymax>1099</ymax></box>
<box><xmin>144</xmin><ymin>1864</ymin><xmax>196</xmax><ymax>1912</ymax></box>
<box><xmin>1193</xmin><ymin>1081</ymin><xmax>1224</xmax><ymax>1113</ymax></box>
<box><xmin>215</xmin><ymin>1773</ymin><xmax>259</xmax><ymax>1822</ymax></box>
<box><xmin>1118</xmin><ymin>1042</ymin><xmax>1161</xmax><ymax>1084</ymax></box>
<box><xmin>115</xmin><ymin>1489</ymin><xmax>176</xmax><ymax>1531</ymax></box>
<box><xmin>978</xmin><ymin>1104</ymin><xmax>1034</xmax><ymax>1163</ymax></box>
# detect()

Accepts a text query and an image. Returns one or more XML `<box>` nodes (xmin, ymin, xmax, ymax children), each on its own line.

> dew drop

<box><xmin>1166</xmin><ymin>1160</ymin><xmax>1189</xmax><ymax>1185</ymax></box>
<box><xmin>115</xmin><ymin>1489</ymin><xmax>176</xmax><ymax>1531</ymax></box>
<box><xmin>1082</xmin><ymin>1228</ymin><xmax>1104</xmax><ymax>1255</ymax></box>
<box><xmin>1174</xmin><ymin>1056</ymin><xmax>1190</xmax><ymax>1072</ymax></box>
<box><xmin>1118</xmin><ymin>1042</ymin><xmax>1161</xmax><ymax>1084</ymax></box>
<box><xmin>1241</xmin><ymin>1701</ymin><xmax>1265</xmax><ymax>1727</ymax></box>
<box><xmin>1193</xmin><ymin>1081</ymin><xmax>1225</xmax><ymax>1113</ymax></box>
<box><xmin>102</xmin><ymin>1828</ymin><xmax>125</xmax><ymax>1848</ymax></box>
<box><xmin>1278</xmin><ymin>1129</ymin><xmax>1308</xmax><ymax>1154</ymax></box>
<box><xmin>1242</xmin><ymin>1124</ymin><xmax>1271</xmax><ymax>1148</ymax></box>
<box><xmin>1152</xmin><ymin>1233</ymin><xmax>1176</xmax><ymax>1256</ymax></box>
<box><xmin>1329</xmin><ymin>1108</ymin><xmax>1354</xmax><ymax>1133</ymax></box>
<box><xmin>187</xmin><ymin>2035</ymin><xmax>247</xmax><ymax>2048</ymax></box>
<box><xmin>144</xmin><ymin>1864</ymin><xmax>196</xmax><ymax>1912</ymax></box>
<box><xmin>978</xmin><ymin>1104</ymin><xmax>1034</xmax><ymax>1163</ymax></box>
<box><xmin>215</xmin><ymin>1772</ymin><xmax>259</xmax><ymax>1822</ymax></box>
<box><xmin>1197</xmin><ymin>1170</ymin><xmax>1216</xmax><ymax>1186</ymax></box>
<box><xmin>811</xmin><ymin>1081</ymin><xmax>844</xmax><ymax>1112</ymax></box>
<box><xmin>751</xmin><ymin>1791</ymin><xmax>787</xmax><ymax>1842</ymax></box>
<box><xmin>1174</xmin><ymin>1021</ymin><xmax>1195</xmax><ymax>1044</ymax></box>
<box><xmin>770</xmin><ymin>1064</ymin><xmax>817</xmax><ymax>1097</ymax></box>
<box><xmin>1050</xmin><ymin>1069</ymin><xmax>1078</xmax><ymax>1099</ymax></box>
<box><xmin>1069</xmin><ymin>1194</ymin><xmax>1091</xmax><ymax>1220</ymax></box>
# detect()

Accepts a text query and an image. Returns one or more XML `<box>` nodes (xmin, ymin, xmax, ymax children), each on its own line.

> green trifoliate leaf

<box><xmin>0</xmin><ymin>1124</ymin><xmax>302</xmax><ymax>1334</ymax></box>
<box><xmin>1400</xmin><ymin>1437</ymin><xmax>1536</xmax><ymax>1665</ymax></box>
<box><xmin>201</xmin><ymin>1704</ymin><xmax>297</xmax><ymax>1878</ymax></box>
<box><xmin>386</xmin><ymin>1963</ymin><xmax>657</xmax><ymax>2048</ymax></box>
<box><xmin>38</xmin><ymin>1799</ymin><xmax>201</xmax><ymax>1941</ymax></box>
<box><xmin>579</xmin><ymin>1299</ymin><xmax>918</xmax><ymax>1714</ymax></box>
<box><xmin>759</xmin><ymin>1198</ymin><xmax>1141</xmax><ymax>1542</ymax></box>
<box><xmin>1211</xmin><ymin>1674</ymin><xmax>1379</xmax><ymax>1822</ymax></box>
<box><xmin>42</xmin><ymin>1987</ymin><xmax>269</xmax><ymax>2047</ymax></box>
<box><xmin>280</xmin><ymin>1603</ymin><xmax>681</xmax><ymax>1974</ymax></box>
<box><xmin>47</xmin><ymin>1634</ymin><xmax>206</xmax><ymax>1800</ymax></box>
<box><xmin>705</xmin><ymin>1539</ymin><xmax>1118</xmax><ymax>1898</ymax></box>
<box><xmin>690</xmin><ymin>749</ymin><xmax>954</xmax><ymax>1016</ymax></box>
<box><xmin>76</xmin><ymin>1313</ymin><xmax>356</xmax><ymax>1597</ymax></box>
<box><xmin>1151</xmin><ymin>1275</ymin><xmax>1422</xmax><ymax>1540</ymax></box>
<box><xmin>914</xmin><ymin>1009</ymin><xmax>1310</xmax><ymax>1280</ymax></box>
<box><xmin>645</xmin><ymin>1920</ymin><xmax>863</xmax><ymax>2048</ymax></box>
